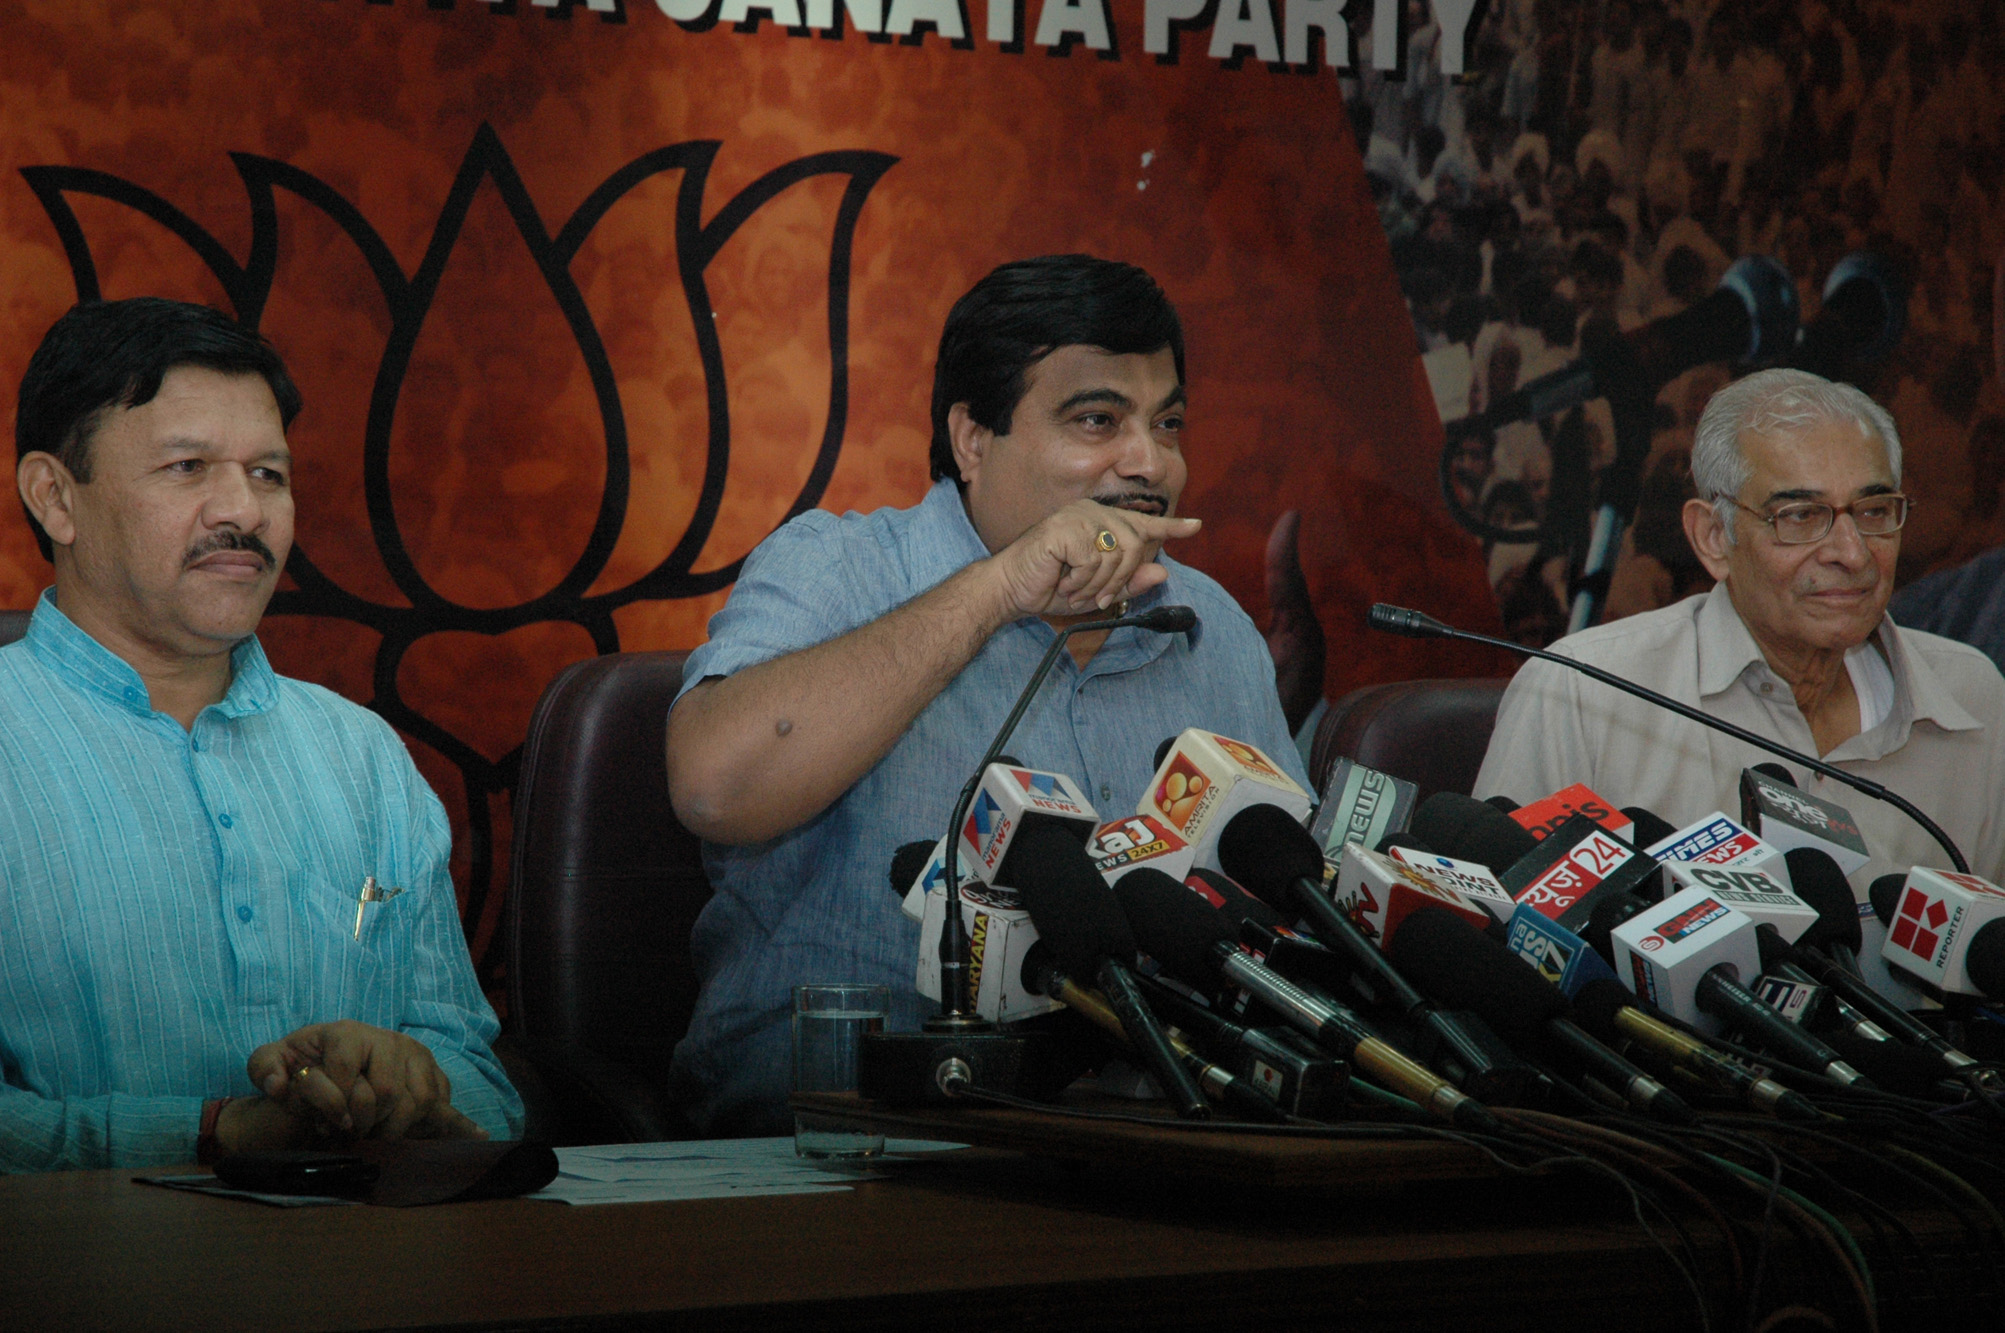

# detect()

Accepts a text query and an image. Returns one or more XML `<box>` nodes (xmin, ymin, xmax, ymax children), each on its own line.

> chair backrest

<box><xmin>0</xmin><ymin>610</ymin><xmax>30</xmax><ymax>648</ymax></box>
<box><xmin>1309</xmin><ymin>677</ymin><xmax>1512</xmax><ymax>807</ymax></box>
<box><xmin>507</xmin><ymin>652</ymin><xmax>709</xmax><ymax>1079</ymax></box>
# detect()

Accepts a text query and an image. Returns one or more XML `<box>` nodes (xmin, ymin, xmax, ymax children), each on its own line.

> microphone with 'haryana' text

<box><xmin>1112</xmin><ymin>867</ymin><xmax>1501</xmax><ymax>1132</ymax></box>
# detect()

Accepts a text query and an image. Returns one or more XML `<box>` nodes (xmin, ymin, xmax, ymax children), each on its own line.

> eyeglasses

<box><xmin>1714</xmin><ymin>493</ymin><xmax>1911</xmax><ymax>545</ymax></box>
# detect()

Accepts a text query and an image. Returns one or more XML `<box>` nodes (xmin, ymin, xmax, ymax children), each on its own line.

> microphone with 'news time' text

<box><xmin>1112</xmin><ymin>867</ymin><xmax>1501</xmax><ymax>1132</ymax></box>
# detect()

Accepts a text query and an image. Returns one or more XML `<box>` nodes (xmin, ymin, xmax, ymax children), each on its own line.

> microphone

<box><xmin>1087</xmin><ymin>814</ymin><xmax>1194</xmax><ymax>887</ymax></box>
<box><xmin>1309</xmin><ymin>758</ymin><xmax>1419</xmax><ymax>860</ymax></box>
<box><xmin>1009</xmin><ymin>824</ymin><xmax>1210</xmax><ymax>1118</ymax></box>
<box><xmin>1657</xmin><ymin>861</ymin><xmax>1819</xmax><ymax>943</ymax></box>
<box><xmin>1184</xmin><ymin>867</ymin><xmax>1285</xmax><ymax>932</ymax></box>
<box><xmin>1571</xmin><ymin>978</ymin><xmax>1820</xmax><ymax>1120</ymax></box>
<box><xmin>1218</xmin><ymin>804</ymin><xmax>1543</xmax><ymax>1105</ymax></box>
<box><xmin>1620</xmin><ymin>806</ymin><xmax>1679</xmax><ymax>854</ymax></box>
<box><xmin>1016</xmin><ymin>941</ymin><xmax>1277</xmax><ymax>1120</ymax></box>
<box><xmin>1385</xmin><ymin>907</ymin><xmax>1695</xmax><ymax>1124</ymax></box>
<box><xmin>1134</xmin><ymin>975</ymin><xmax>1350</xmax><ymax>1120</ymax></box>
<box><xmin>1138</xmin><ymin>729</ymin><xmax>1313</xmax><ymax>871</ymax></box>
<box><xmin>1410</xmin><ymin>792</ymin><xmax>1540</xmax><ymax>876</ymax></box>
<box><xmin>932</xmin><ymin>604</ymin><xmax>1198</xmax><ymax>1022</ymax></box>
<box><xmin>1739</xmin><ymin>767</ymin><xmax>1871</xmax><ymax>876</ymax></box>
<box><xmin>1113</xmin><ymin>868</ymin><xmax>1502</xmax><ymax>1131</ymax></box>
<box><xmin>862</xmin><ymin>604</ymin><xmax>1198</xmax><ymax>1104</ymax></box>
<box><xmin>1366</xmin><ymin>604</ymin><xmax>1970</xmax><ymax>873</ymax></box>
<box><xmin>1870</xmin><ymin>866</ymin><xmax>2005</xmax><ymax>1000</ymax></box>
<box><xmin>1507</xmin><ymin>783</ymin><xmax>1636</xmax><ymax>844</ymax></box>
<box><xmin>1607</xmin><ymin>886</ymin><xmax>1871</xmax><ymax>1087</ymax></box>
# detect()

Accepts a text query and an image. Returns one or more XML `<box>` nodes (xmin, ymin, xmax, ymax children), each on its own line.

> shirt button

<box><xmin>190</xmin><ymin>738</ymin><xmax>202</xmax><ymax>753</ymax></box>
<box><xmin>1760</xmin><ymin>683</ymin><xmax>1773</xmax><ymax>694</ymax></box>
<box><xmin>123</xmin><ymin>687</ymin><xmax>141</xmax><ymax>704</ymax></box>
<box><xmin>236</xmin><ymin>905</ymin><xmax>254</xmax><ymax>923</ymax></box>
<box><xmin>1101</xmin><ymin>784</ymin><xmax>1112</xmax><ymax>801</ymax></box>
<box><xmin>217</xmin><ymin>813</ymin><xmax>234</xmax><ymax>829</ymax></box>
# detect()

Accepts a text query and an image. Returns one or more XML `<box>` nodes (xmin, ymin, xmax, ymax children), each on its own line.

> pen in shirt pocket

<box><xmin>352</xmin><ymin>875</ymin><xmax>405</xmax><ymax>941</ymax></box>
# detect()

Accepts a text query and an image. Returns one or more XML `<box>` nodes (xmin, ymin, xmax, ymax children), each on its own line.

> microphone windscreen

<box><xmin>1113</xmin><ymin>868</ymin><xmax>1236</xmax><ymax>986</ymax></box>
<box><xmin>1752</xmin><ymin>762</ymin><xmax>1798</xmax><ymax>787</ymax></box>
<box><xmin>1217</xmin><ymin>803</ymin><xmax>1324</xmax><ymax>901</ymax></box>
<box><xmin>1784</xmin><ymin>848</ymin><xmax>1864</xmax><ymax>954</ymax></box>
<box><xmin>1008</xmin><ymin>822</ymin><xmax>1138</xmax><ymax>978</ymax></box>
<box><xmin>1134</xmin><ymin>605</ymin><xmax>1199</xmax><ymax>634</ymax></box>
<box><xmin>1620</xmin><ymin>806</ymin><xmax>1679</xmax><ymax>851</ymax></box>
<box><xmin>1572</xmin><ymin>977</ymin><xmax>1657</xmax><ymax>1040</ymax></box>
<box><xmin>889</xmin><ymin>840</ymin><xmax>935</xmax><ymax>897</ymax></box>
<box><xmin>1583</xmin><ymin>892</ymin><xmax>1651</xmax><ymax>966</ymax></box>
<box><xmin>1382</xmin><ymin>905</ymin><xmax>1566</xmax><ymax>1047</ymax></box>
<box><xmin>1366</xmin><ymin>604</ymin><xmax>1451</xmax><ymax>638</ymax></box>
<box><xmin>1484</xmin><ymin>795</ymin><xmax>1521</xmax><ymax>813</ymax></box>
<box><xmin>1376</xmin><ymin>832</ymin><xmax>1436</xmax><ymax>857</ymax></box>
<box><xmin>1965</xmin><ymin>920</ymin><xmax>2005</xmax><ymax>1001</ymax></box>
<box><xmin>1411</xmin><ymin>792</ymin><xmax>1540</xmax><ymax>875</ymax></box>
<box><xmin>1187</xmin><ymin>867</ymin><xmax>1284</xmax><ymax>930</ymax></box>
<box><xmin>1017</xmin><ymin>939</ymin><xmax>1061</xmax><ymax>998</ymax></box>
<box><xmin>1825</xmin><ymin>1026</ymin><xmax>1959</xmax><ymax>1098</ymax></box>
<box><xmin>1152</xmin><ymin>735</ymin><xmax>1178</xmax><ymax>772</ymax></box>
<box><xmin>1867</xmin><ymin>874</ymin><xmax>1904</xmax><ymax>926</ymax></box>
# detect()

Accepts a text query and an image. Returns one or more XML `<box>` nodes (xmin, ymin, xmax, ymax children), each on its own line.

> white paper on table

<box><xmin>528</xmin><ymin>1137</ymin><xmax>967</xmax><ymax>1206</ymax></box>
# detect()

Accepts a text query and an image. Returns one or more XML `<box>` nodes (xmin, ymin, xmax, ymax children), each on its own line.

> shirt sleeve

<box><xmin>0</xmin><ymin>1085</ymin><xmax>207</xmax><ymax>1173</ymax></box>
<box><xmin>675</xmin><ymin>513</ymin><xmax>878</xmax><ymax>706</ymax></box>
<box><xmin>386</xmin><ymin>754</ymin><xmax>524</xmax><ymax>1141</ymax></box>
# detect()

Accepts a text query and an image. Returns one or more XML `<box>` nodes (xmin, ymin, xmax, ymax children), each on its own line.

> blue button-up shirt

<box><xmin>669</xmin><ymin>480</ymin><xmax>1307</xmax><ymax>1133</ymax></box>
<box><xmin>0</xmin><ymin>592</ymin><xmax>521</xmax><ymax>1171</ymax></box>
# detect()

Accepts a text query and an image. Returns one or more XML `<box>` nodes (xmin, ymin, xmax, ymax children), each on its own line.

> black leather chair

<box><xmin>0</xmin><ymin>610</ymin><xmax>29</xmax><ymax>647</ymax></box>
<box><xmin>503</xmin><ymin>651</ymin><xmax>710</xmax><ymax>1144</ymax></box>
<box><xmin>1309</xmin><ymin>678</ymin><xmax>1512</xmax><ymax>806</ymax></box>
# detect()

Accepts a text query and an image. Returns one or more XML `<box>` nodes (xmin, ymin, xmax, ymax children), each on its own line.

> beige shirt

<box><xmin>1475</xmin><ymin>584</ymin><xmax>2005</xmax><ymax>1001</ymax></box>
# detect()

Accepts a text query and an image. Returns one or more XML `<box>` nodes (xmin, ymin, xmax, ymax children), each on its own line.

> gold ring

<box><xmin>1094</xmin><ymin>529</ymin><xmax>1119</xmax><ymax>553</ymax></box>
<box><xmin>293</xmin><ymin>1066</ymin><xmax>315</xmax><ymax>1084</ymax></box>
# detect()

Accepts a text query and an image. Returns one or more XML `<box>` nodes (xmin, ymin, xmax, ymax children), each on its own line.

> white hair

<box><xmin>1690</xmin><ymin>368</ymin><xmax>1901</xmax><ymax>545</ymax></box>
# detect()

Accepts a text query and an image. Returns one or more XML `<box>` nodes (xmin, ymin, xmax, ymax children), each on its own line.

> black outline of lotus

<box><xmin>23</xmin><ymin>125</ymin><xmax>897</xmax><ymax>981</ymax></box>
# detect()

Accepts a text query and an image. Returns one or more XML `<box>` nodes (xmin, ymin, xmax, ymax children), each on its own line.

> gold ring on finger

<box><xmin>1094</xmin><ymin>529</ymin><xmax>1119</xmax><ymax>553</ymax></box>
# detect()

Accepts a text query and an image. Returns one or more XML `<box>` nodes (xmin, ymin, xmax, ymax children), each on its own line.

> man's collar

<box><xmin>24</xmin><ymin>587</ymin><xmax>279</xmax><ymax>722</ymax></box>
<box><xmin>1695</xmin><ymin>580</ymin><xmax>1979</xmax><ymax>733</ymax></box>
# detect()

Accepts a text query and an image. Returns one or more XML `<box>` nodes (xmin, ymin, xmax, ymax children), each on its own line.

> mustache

<box><xmin>183</xmin><ymin>529</ymin><xmax>277</xmax><ymax>571</ymax></box>
<box><xmin>1092</xmin><ymin>491</ymin><xmax>1171</xmax><ymax>517</ymax></box>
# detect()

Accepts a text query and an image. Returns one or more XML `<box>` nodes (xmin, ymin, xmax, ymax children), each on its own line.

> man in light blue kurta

<box><xmin>666</xmin><ymin>258</ymin><xmax>1305</xmax><ymax>1134</ymax></box>
<box><xmin>2</xmin><ymin>298</ymin><xmax>518</xmax><ymax>1171</ymax></box>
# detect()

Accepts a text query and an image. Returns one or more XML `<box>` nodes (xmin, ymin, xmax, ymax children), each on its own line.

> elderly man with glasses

<box><xmin>1475</xmin><ymin>368</ymin><xmax>2005</xmax><ymax>1002</ymax></box>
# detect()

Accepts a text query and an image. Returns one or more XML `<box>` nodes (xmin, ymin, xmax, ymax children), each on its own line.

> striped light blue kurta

<box><xmin>0</xmin><ymin>592</ymin><xmax>521</xmax><ymax>1171</ymax></box>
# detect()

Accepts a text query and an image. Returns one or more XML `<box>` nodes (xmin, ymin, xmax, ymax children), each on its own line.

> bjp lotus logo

<box><xmin>22</xmin><ymin>125</ymin><xmax>896</xmax><ymax>978</ymax></box>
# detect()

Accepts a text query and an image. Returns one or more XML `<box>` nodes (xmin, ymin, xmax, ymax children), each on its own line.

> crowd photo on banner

<box><xmin>1358</xmin><ymin>0</ymin><xmax>2005</xmax><ymax>652</ymax></box>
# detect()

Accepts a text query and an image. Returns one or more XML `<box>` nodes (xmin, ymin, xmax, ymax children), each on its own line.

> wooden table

<box><xmin>0</xmin><ymin>1137</ymin><xmax>1976</xmax><ymax>1331</ymax></box>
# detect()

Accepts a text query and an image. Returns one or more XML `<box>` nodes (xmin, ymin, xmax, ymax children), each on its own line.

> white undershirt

<box><xmin>1846</xmin><ymin>637</ymin><xmax>1896</xmax><ymax>735</ymax></box>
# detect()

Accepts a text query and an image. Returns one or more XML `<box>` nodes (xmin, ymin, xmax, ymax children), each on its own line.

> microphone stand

<box><xmin>1367</xmin><ymin>603</ymin><xmax>1970</xmax><ymax>874</ymax></box>
<box><xmin>858</xmin><ymin>603</ymin><xmax>1197</xmax><ymax>1104</ymax></box>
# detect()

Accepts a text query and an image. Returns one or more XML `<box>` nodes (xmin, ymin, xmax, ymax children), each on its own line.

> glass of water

<box><xmin>792</xmin><ymin>982</ymin><xmax>889</xmax><ymax>1159</ymax></box>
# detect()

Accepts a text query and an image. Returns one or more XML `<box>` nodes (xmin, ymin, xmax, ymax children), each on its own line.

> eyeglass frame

<box><xmin>1710</xmin><ymin>491</ymin><xmax>1912</xmax><ymax>545</ymax></box>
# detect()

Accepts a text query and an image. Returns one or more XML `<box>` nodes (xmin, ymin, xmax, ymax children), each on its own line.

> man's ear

<box><xmin>947</xmin><ymin>403</ymin><xmax>989</xmax><ymax>487</ymax></box>
<box><xmin>17</xmin><ymin>452</ymin><xmax>78</xmax><ymax>549</ymax></box>
<box><xmin>1682</xmin><ymin>496</ymin><xmax>1733</xmax><ymax>583</ymax></box>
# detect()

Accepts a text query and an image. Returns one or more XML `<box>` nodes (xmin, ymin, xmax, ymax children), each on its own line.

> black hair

<box><xmin>15</xmin><ymin>298</ymin><xmax>301</xmax><ymax>560</ymax></box>
<box><xmin>928</xmin><ymin>256</ymin><xmax>1185</xmax><ymax>486</ymax></box>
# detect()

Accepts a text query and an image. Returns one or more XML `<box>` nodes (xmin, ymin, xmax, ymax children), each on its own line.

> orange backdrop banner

<box><xmin>0</xmin><ymin>0</ymin><xmax>1505</xmax><ymax>985</ymax></box>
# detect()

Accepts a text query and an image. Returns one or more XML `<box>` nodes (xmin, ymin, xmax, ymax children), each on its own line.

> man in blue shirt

<box><xmin>666</xmin><ymin>256</ymin><xmax>1308</xmax><ymax>1134</ymax></box>
<box><xmin>1</xmin><ymin>298</ymin><xmax>519</xmax><ymax>1171</ymax></box>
